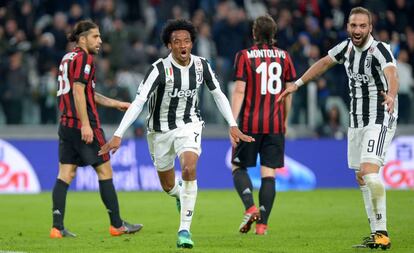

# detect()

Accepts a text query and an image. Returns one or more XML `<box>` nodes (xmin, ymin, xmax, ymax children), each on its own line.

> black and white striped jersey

<box><xmin>328</xmin><ymin>35</ymin><xmax>398</xmax><ymax>128</ymax></box>
<box><xmin>136</xmin><ymin>53</ymin><xmax>219</xmax><ymax>132</ymax></box>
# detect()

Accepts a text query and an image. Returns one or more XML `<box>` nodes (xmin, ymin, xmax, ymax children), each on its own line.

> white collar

<box><xmin>168</xmin><ymin>53</ymin><xmax>194</xmax><ymax>70</ymax></box>
<box><xmin>352</xmin><ymin>35</ymin><xmax>374</xmax><ymax>52</ymax></box>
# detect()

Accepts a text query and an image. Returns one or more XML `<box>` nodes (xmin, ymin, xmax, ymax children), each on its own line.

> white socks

<box><xmin>167</xmin><ymin>178</ymin><xmax>182</xmax><ymax>199</ymax></box>
<box><xmin>362</xmin><ymin>173</ymin><xmax>387</xmax><ymax>232</ymax></box>
<box><xmin>360</xmin><ymin>184</ymin><xmax>376</xmax><ymax>234</ymax></box>
<box><xmin>179</xmin><ymin>180</ymin><xmax>198</xmax><ymax>232</ymax></box>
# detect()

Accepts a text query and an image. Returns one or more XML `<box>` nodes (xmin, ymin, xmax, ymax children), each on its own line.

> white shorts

<box><xmin>147</xmin><ymin>121</ymin><xmax>203</xmax><ymax>171</ymax></box>
<box><xmin>348</xmin><ymin>124</ymin><xmax>396</xmax><ymax>170</ymax></box>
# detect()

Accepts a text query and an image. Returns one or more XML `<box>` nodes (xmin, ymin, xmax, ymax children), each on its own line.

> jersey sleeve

<box><xmin>375</xmin><ymin>42</ymin><xmax>397</xmax><ymax>70</ymax></box>
<box><xmin>328</xmin><ymin>39</ymin><xmax>350</xmax><ymax>64</ymax></box>
<box><xmin>233</xmin><ymin>51</ymin><xmax>247</xmax><ymax>81</ymax></box>
<box><xmin>283</xmin><ymin>52</ymin><xmax>297</xmax><ymax>82</ymax></box>
<box><xmin>201</xmin><ymin>59</ymin><xmax>220</xmax><ymax>91</ymax></box>
<box><xmin>72</xmin><ymin>53</ymin><xmax>93</xmax><ymax>84</ymax></box>
<box><xmin>136</xmin><ymin>64</ymin><xmax>160</xmax><ymax>101</ymax></box>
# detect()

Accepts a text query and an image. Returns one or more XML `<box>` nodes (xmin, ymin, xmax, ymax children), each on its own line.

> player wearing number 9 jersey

<box><xmin>230</xmin><ymin>14</ymin><xmax>296</xmax><ymax>235</ymax></box>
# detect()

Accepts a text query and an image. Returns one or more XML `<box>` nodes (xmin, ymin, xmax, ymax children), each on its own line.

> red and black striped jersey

<box><xmin>57</xmin><ymin>47</ymin><xmax>100</xmax><ymax>129</ymax></box>
<box><xmin>234</xmin><ymin>44</ymin><xmax>296</xmax><ymax>134</ymax></box>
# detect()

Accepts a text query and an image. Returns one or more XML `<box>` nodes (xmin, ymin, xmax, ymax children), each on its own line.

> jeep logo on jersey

<box><xmin>347</xmin><ymin>69</ymin><xmax>370</xmax><ymax>83</ymax></box>
<box><xmin>0</xmin><ymin>139</ymin><xmax>40</xmax><ymax>193</ymax></box>
<box><xmin>169</xmin><ymin>88</ymin><xmax>197</xmax><ymax>98</ymax></box>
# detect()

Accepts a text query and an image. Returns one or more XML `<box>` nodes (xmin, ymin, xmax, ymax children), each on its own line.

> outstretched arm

<box><xmin>382</xmin><ymin>66</ymin><xmax>399</xmax><ymax>113</ymax></box>
<box><xmin>210</xmin><ymin>88</ymin><xmax>255</xmax><ymax>145</ymax></box>
<box><xmin>98</xmin><ymin>97</ymin><xmax>146</xmax><ymax>155</ymax></box>
<box><xmin>95</xmin><ymin>92</ymin><xmax>130</xmax><ymax>111</ymax></box>
<box><xmin>277</xmin><ymin>55</ymin><xmax>336</xmax><ymax>102</ymax></box>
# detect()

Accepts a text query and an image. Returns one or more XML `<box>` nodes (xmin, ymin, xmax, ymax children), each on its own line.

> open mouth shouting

<box><xmin>180</xmin><ymin>49</ymin><xmax>187</xmax><ymax>58</ymax></box>
<box><xmin>352</xmin><ymin>34</ymin><xmax>364</xmax><ymax>45</ymax></box>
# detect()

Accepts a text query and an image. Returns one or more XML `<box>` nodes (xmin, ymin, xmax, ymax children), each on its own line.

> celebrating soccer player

<box><xmin>51</xmin><ymin>20</ymin><xmax>143</xmax><ymax>238</ymax></box>
<box><xmin>278</xmin><ymin>7</ymin><xmax>397</xmax><ymax>250</ymax></box>
<box><xmin>231</xmin><ymin>14</ymin><xmax>296</xmax><ymax>235</ymax></box>
<box><xmin>99</xmin><ymin>19</ymin><xmax>254</xmax><ymax>248</ymax></box>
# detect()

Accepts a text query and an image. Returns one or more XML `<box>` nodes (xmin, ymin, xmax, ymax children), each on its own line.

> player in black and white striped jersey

<box><xmin>278</xmin><ymin>7</ymin><xmax>397</xmax><ymax>250</ymax></box>
<box><xmin>99</xmin><ymin>19</ymin><xmax>254</xmax><ymax>249</ymax></box>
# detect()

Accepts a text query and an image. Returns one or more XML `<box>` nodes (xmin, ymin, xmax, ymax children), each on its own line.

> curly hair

<box><xmin>161</xmin><ymin>19</ymin><xmax>197</xmax><ymax>47</ymax></box>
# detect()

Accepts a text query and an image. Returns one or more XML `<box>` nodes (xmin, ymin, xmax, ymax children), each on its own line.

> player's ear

<box><xmin>168</xmin><ymin>43</ymin><xmax>172</xmax><ymax>50</ymax></box>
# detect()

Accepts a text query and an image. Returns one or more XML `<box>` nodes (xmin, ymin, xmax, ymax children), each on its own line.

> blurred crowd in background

<box><xmin>0</xmin><ymin>0</ymin><xmax>414</xmax><ymax>139</ymax></box>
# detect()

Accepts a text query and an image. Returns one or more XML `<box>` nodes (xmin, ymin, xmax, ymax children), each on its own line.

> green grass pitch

<box><xmin>0</xmin><ymin>189</ymin><xmax>412</xmax><ymax>253</ymax></box>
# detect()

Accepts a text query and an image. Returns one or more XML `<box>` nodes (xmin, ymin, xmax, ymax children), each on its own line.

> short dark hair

<box><xmin>161</xmin><ymin>19</ymin><xmax>196</xmax><ymax>47</ymax></box>
<box><xmin>349</xmin><ymin>7</ymin><xmax>372</xmax><ymax>25</ymax></box>
<box><xmin>253</xmin><ymin>14</ymin><xmax>277</xmax><ymax>45</ymax></box>
<box><xmin>67</xmin><ymin>20</ymin><xmax>98</xmax><ymax>42</ymax></box>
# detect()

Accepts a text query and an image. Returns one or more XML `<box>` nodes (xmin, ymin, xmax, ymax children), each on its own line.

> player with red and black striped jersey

<box><xmin>51</xmin><ymin>20</ymin><xmax>142</xmax><ymax>239</ymax></box>
<box><xmin>231</xmin><ymin>14</ymin><xmax>296</xmax><ymax>235</ymax></box>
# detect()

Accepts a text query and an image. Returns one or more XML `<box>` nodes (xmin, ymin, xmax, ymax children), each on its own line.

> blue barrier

<box><xmin>2</xmin><ymin>137</ymin><xmax>412</xmax><ymax>193</ymax></box>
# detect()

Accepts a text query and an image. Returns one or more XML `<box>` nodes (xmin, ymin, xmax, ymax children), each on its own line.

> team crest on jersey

<box><xmin>196</xmin><ymin>70</ymin><xmax>203</xmax><ymax>83</ymax></box>
<box><xmin>84</xmin><ymin>64</ymin><xmax>91</xmax><ymax>74</ymax></box>
<box><xmin>365</xmin><ymin>54</ymin><xmax>372</xmax><ymax>68</ymax></box>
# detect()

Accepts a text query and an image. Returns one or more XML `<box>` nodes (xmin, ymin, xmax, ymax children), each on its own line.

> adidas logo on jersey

<box><xmin>168</xmin><ymin>88</ymin><xmax>197</xmax><ymax>98</ymax></box>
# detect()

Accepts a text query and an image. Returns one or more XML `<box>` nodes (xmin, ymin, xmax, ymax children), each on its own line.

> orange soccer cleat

<box><xmin>239</xmin><ymin>205</ymin><xmax>260</xmax><ymax>233</ymax></box>
<box><xmin>50</xmin><ymin>227</ymin><xmax>76</xmax><ymax>238</ymax></box>
<box><xmin>109</xmin><ymin>221</ymin><xmax>143</xmax><ymax>236</ymax></box>
<box><xmin>255</xmin><ymin>224</ymin><xmax>268</xmax><ymax>235</ymax></box>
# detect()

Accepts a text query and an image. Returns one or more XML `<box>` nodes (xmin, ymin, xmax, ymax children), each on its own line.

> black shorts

<box><xmin>58</xmin><ymin>125</ymin><xmax>110</xmax><ymax>167</ymax></box>
<box><xmin>232</xmin><ymin>133</ymin><xmax>285</xmax><ymax>169</ymax></box>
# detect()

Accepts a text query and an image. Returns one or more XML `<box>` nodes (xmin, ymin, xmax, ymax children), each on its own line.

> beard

<box><xmin>351</xmin><ymin>32</ymin><xmax>369</xmax><ymax>48</ymax></box>
<box><xmin>87</xmin><ymin>45</ymin><xmax>99</xmax><ymax>55</ymax></box>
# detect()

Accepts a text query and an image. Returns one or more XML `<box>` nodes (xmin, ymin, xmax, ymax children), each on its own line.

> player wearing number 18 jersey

<box><xmin>50</xmin><ymin>20</ymin><xmax>142</xmax><ymax>239</ymax></box>
<box><xmin>231</xmin><ymin>14</ymin><xmax>296</xmax><ymax>235</ymax></box>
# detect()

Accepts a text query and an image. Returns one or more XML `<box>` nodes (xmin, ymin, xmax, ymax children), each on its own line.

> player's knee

<box><xmin>181</xmin><ymin>164</ymin><xmax>196</xmax><ymax>180</ymax></box>
<box><xmin>160</xmin><ymin>180</ymin><xmax>175</xmax><ymax>192</ymax></box>
<box><xmin>232</xmin><ymin>167</ymin><xmax>247</xmax><ymax>175</ymax></box>
<box><xmin>58</xmin><ymin>170</ymin><xmax>76</xmax><ymax>183</ymax></box>
<box><xmin>363</xmin><ymin>173</ymin><xmax>384</xmax><ymax>196</ymax></box>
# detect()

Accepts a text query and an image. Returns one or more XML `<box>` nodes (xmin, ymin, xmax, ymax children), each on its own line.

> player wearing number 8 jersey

<box><xmin>51</xmin><ymin>20</ymin><xmax>142</xmax><ymax>239</ymax></box>
<box><xmin>231</xmin><ymin>14</ymin><xmax>296</xmax><ymax>235</ymax></box>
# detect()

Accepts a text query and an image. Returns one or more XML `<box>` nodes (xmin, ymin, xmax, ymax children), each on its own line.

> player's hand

<box><xmin>81</xmin><ymin>125</ymin><xmax>94</xmax><ymax>144</ymax></box>
<box><xmin>381</xmin><ymin>91</ymin><xmax>395</xmax><ymax>114</ymax></box>
<box><xmin>116</xmin><ymin>101</ymin><xmax>130</xmax><ymax>111</ymax></box>
<box><xmin>229</xmin><ymin>126</ymin><xmax>255</xmax><ymax>147</ymax></box>
<box><xmin>98</xmin><ymin>136</ymin><xmax>122</xmax><ymax>155</ymax></box>
<box><xmin>277</xmin><ymin>82</ymin><xmax>298</xmax><ymax>103</ymax></box>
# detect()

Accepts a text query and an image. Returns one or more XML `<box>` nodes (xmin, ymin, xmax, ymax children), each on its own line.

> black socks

<box><xmin>52</xmin><ymin>178</ymin><xmax>69</xmax><ymax>230</ymax></box>
<box><xmin>232</xmin><ymin>168</ymin><xmax>254</xmax><ymax>210</ymax></box>
<box><xmin>258</xmin><ymin>177</ymin><xmax>276</xmax><ymax>225</ymax></box>
<box><xmin>99</xmin><ymin>179</ymin><xmax>122</xmax><ymax>228</ymax></box>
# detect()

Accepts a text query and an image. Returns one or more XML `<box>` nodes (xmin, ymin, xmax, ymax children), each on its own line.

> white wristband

<box><xmin>294</xmin><ymin>79</ymin><xmax>304</xmax><ymax>87</ymax></box>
